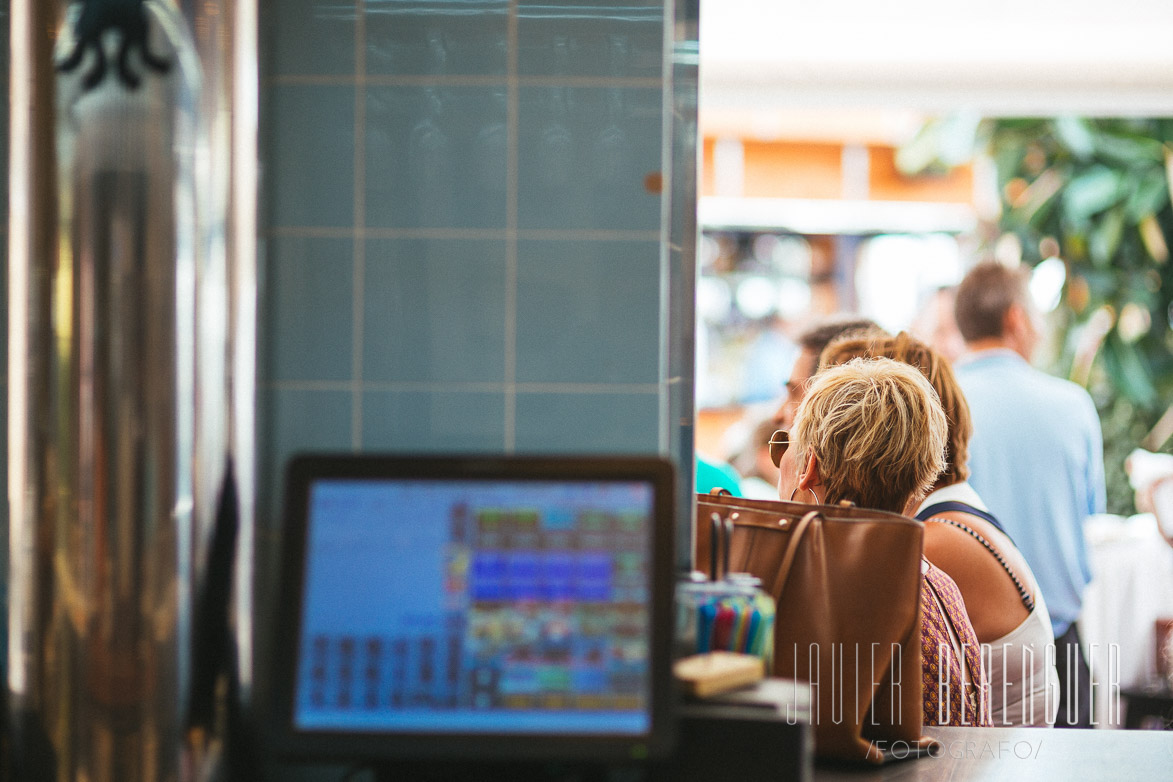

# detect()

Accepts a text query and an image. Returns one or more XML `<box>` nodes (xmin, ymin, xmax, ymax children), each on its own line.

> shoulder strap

<box><xmin>926</xmin><ymin>517</ymin><xmax>1035</xmax><ymax>613</ymax></box>
<box><xmin>916</xmin><ymin>500</ymin><xmax>1013</xmax><ymax>540</ymax></box>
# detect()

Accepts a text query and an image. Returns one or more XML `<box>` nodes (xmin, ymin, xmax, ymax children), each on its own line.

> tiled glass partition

<box><xmin>259</xmin><ymin>0</ymin><xmax>695</xmax><ymax>553</ymax></box>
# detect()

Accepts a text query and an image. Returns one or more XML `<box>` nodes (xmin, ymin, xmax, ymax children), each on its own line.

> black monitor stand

<box><xmin>371</xmin><ymin>759</ymin><xmax>650</xmax><ymax>782</ymax></box>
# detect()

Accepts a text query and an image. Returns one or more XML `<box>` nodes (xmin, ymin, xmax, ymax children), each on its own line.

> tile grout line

<box><xmin>268</xmin><ymin>226</ymin><xmax>660</xmax><ymax>241</ymax></box>
<box><xmin>267</xmin><ymin>380</ymin><xmax>663</xmax><ymax>394</ymax></box>
<box><xmin>268</xmin><ymin>74</ymin><xmax>661</xmax><ymax>88</ymax></box>
<box><xmin>658</xmin><ymin>0</ymin><xmax>674</xmax><ymax>455</ymax></box>
<box><xmin>351</xmin><ymin>0</ymin><xmax>367</xmax><ymax>449</ymax></box>
<box><xmin>504</xmin><ymin>0</ymin><xmax>519</xmax><ymax>454</ymax></box>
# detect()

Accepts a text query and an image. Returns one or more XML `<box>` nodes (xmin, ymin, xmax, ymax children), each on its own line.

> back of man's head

<box><xmin>798</xmin><ymin>316</ymin><xmax>883</xmax><ymax>356</ymax></box>
<box><xmin>954</xmin><ymin>262</ymin><xmax>1029</xmax><ymax>343</ymax></box>
<box><xmin>770</xmin><ymin>316</ymin><xmax>885</xmax><ymax>428</ymax></box>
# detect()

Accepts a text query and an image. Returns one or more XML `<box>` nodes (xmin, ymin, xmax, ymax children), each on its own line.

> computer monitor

<box><xmin>268</xmin><ymin>454</ymin><xmax>677</xmax><ymax>766</ymax></box>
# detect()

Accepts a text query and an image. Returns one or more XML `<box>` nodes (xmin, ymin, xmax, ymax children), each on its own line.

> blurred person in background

<box><xmin>952</xmin><ymin>261</ymin><xmax>1105</xmax><ymax>728</ymax></box>
<box><xmin>823</xmin><ymin>332</ymin><xmax>1058</xmax><ymax>726</ymax></box>
<box><xmin>741</xmin><ymin>314</ymin><xmax>801</xmax><ymax>404</ymax></box>
<box><xmin>770</xmin><ymin>316</ymin><xmax>884</xmax><ymax>429</ymax></box>
<box><xmin>910</xmin><ymin>285</ymin><xmax>966</xmax><ymax>363</ymax></box>
<box><xmin>695</xmin><ymin>454</ymin><xmax>743</xmax><ymax>496</ymax></box>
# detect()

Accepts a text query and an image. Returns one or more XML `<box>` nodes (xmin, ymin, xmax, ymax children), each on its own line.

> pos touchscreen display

<box><xmin>269</xmin><ymin>454</ymin><xmax>676</xmax><ymax>764</ymax></box>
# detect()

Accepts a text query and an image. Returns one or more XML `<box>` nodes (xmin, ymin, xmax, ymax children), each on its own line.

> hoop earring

<box><xmin>788</xmin><ymin>486</ymin><xmax>822</xmax><ymax>505</ymax></box>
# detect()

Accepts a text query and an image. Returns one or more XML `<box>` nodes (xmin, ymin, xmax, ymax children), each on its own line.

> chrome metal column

<box><xmin>7</xmin><ymin>1</ymin><xmax>257</xmax><ymax>780</ymax></box>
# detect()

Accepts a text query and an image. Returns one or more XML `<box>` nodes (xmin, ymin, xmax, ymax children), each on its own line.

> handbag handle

<box><xmin>722</xmin><ymin>516</ymin><xmax>733</xmax><ymax>579</ymax></box>
<box><xmin>766</xmin><ymin>510</ymin><xmax>821</xmax><ymax>598</ymax></box>
<box><xmin>709</xmin><ymin>512</ymin><xmax>722</xmax><ymax>579</ymax></box>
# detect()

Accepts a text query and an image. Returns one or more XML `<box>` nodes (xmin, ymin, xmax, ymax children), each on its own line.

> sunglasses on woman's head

<box><xmin>768</xmin><ymin>429</ymin><xmax>790</xmax><ymax>468</ymax></box>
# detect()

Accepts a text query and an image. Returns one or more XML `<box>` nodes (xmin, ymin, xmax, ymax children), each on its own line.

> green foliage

<box><xmin>1098</xmin><ymin>397</ymin><xmax>1153</xmax><ymax>517</ymax></box>
<box><xmin>902</xmin><ymin>117</ymin><xmax>1173</xmax><ymax>515</ymax></box>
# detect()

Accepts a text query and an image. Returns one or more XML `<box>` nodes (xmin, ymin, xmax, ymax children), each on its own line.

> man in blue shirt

<box><xmin>953</xmin><ymin>262</ymin><xmax>1105</xmax><ymax>728</ymax></box>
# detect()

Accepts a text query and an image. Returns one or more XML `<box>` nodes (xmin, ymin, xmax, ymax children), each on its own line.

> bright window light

<box><xmin>1030</xmin><ymin>256</ymin><xmax>1067</xmax><ymax>313</ymax></box>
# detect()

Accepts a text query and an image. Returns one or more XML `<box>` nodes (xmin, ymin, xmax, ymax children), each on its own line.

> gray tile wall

<box><xmin>258</xmin><ymin>0</ymin><xmax>682</xmax><ymax>537</ymax></box>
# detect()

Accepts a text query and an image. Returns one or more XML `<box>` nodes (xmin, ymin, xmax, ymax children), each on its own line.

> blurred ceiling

<box><xmin>700</xmin><ymin>0</ymin><xmax>1173</xmax><ymax>140</ymax></box>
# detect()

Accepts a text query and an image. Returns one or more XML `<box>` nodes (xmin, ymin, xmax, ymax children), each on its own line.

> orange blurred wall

<box><xmin>701</xmin><ymin>137</ymin><xmax>973</xmax><ymax>202</ymax></box>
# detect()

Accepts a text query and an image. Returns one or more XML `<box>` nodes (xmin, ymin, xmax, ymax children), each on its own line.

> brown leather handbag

<box><xmin>695</xmin><ymin>492</ymin><xmax>939</xmax><ymax>764</ymax></box>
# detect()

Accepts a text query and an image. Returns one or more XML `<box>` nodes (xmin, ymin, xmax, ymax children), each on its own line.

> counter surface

<box><xmin>815</xmin><ymin>726</ymin><xmax>1173</xmax><ymax>781</ymax></box>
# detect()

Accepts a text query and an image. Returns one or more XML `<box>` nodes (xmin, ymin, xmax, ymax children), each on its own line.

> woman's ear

<box><xmin>797</xmin><ymin>451</ymin><xmax>823</xmax><ymax>491</ymax></box>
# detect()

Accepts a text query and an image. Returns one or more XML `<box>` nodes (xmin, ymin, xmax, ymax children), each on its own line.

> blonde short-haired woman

<box><xmin>773</xmin><ymin>357</ymin><xmax>991</xmax><ymax>727</ymax></box>
<box><xmin>784</xmin><ymin>357</ymin><xmax>946</xmax><ymax>514</ymax></box>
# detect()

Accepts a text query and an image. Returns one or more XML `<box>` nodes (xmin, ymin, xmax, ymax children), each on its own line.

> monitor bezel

<box><xmin>268</xmin><ymin>453</ymin><xmax>678</xmax><ymax>764</ymax></box>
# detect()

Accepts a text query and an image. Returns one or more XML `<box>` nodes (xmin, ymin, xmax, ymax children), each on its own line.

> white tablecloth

<box><xmin>1080</xmin><ymin>513</ymin><xmax>1173</xmax><ymax>727</ymax></box>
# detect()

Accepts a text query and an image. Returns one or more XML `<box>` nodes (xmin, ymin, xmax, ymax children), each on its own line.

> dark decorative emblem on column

<box><xmin>57</xmin><ymin>0</ymin><xmax>172</xmax><ymax>90</ymax></box>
